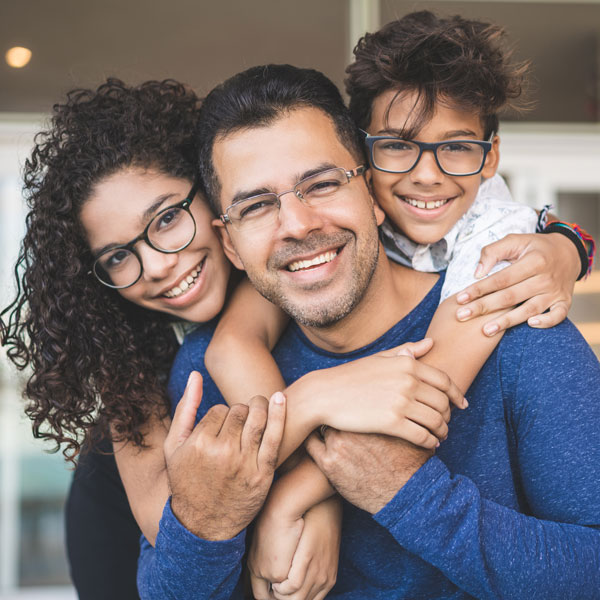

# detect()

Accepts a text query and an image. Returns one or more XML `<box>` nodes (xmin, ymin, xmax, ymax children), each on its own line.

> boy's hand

<box><xmin>251</xmin><ymin>497</ymin><xmax>341</xmax><ymax>600</ymax></box>
<box><xmin>455</xmin><ymin>232</ymin><xmax>579</xmax><ymax>334</ymax></box>
<box><xmin>310</xmin><ymin>338</ymin><xmax>466</xmax><ymax>450</ymax></box>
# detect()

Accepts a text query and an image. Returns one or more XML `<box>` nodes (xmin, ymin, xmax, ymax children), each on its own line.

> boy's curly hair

<box><xmin>346</xmin><ymin>10</ymin><xmax>530</xmax><ymax>138</ymax></box>
<box><xmin>0</xmin><ymin>78</ymin><xmax>202</xmax><ymax>461</ymax></box>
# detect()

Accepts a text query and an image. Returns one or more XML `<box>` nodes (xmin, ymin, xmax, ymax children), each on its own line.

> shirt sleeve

<box><xmin>136</xmin><ymin>499</ymin><xmax>245</xmax><ymax>599</ymax></box>
<box><xmin>374</xmin><ymin>322</ymin><xmax>600</xmax><ymax>599</ymax></box>
<box><xmin>441</xmin><ymin>180</ymin><xmax>538</xmax><ymax>302</ymax></box>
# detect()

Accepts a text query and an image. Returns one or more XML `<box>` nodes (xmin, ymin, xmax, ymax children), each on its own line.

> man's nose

<box><xmin>276</xmin><ymin>193</ymin><xmax>325</xmax><ymax>240</ymax></box>
<box><xmin>137</xmin><ymin>243</ymin><xmax>179</xmax><ymax>280</ymax></box>
<box><xmin>409</xmin><ymin>150</ymin><xmax>445</xmax><ymax>186</ymax></box>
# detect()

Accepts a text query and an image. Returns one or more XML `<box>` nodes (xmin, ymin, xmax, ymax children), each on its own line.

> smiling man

<box><xmin>135</xmin><ymin>64</ymin><xmax>600</xmax><ymax>599</ymax></box>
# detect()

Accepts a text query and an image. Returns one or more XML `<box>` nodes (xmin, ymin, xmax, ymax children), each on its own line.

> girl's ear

<box><xmin>212</xmin><ymin>218</ymin><xmax>244</xmax><ymax>270</ymax></box>
<box><xmin>481</xmin><ymin>135</ymin><xmax>501</xmax><ymax>179</ymax></box>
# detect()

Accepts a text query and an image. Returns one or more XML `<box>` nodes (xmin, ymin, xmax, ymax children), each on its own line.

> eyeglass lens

<box><xmin>94</xmin><ymin>206</ymin><xmax>196</xmax><ymax>288</ymax></box>
<box><xmin>228</xmin><ymin>168</ymin><xmax>350</xmax><ymax>231</ymax></box>
<box><xmin>372</xmin><ymin>139</ymin><xmax>486</xmax><ymax>175</ymax></box>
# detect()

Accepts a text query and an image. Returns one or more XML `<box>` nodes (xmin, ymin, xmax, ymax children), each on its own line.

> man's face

<box><xmin>213</xmin><ymin>107</ymin><xmax>385</xmax><ymax>328</ymax></box>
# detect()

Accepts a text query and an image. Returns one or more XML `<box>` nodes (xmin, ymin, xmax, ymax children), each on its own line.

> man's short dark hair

<box><xmin>345</xmin><ymin>10</ymin><xmax>530</xmax><ymax>138</ymax></box>
<box><xmin>198</xmin><ymin>64</ymin><xmax>366</xmax><ymax>213</ymax></box>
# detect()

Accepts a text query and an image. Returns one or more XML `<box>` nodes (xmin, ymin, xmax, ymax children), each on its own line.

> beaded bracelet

<box><xmin>542</xmin><ymin>221</ymin><xmax>596</xmax><ymax>280</ymax></box>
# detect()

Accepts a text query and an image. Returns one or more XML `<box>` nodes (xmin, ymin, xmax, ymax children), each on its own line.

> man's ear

<box><xmin>212</xmin><ymin>218</ymin><xmax>245</xmax><ymax>270</ymax></box>
<box><xmin>481</xmin><ymin>135</ymin><xmax>500</xmax><ymax>179</ymax></box>
<box><xmin>364</xmin><ymin>168</ymin><xmax>386</xmax><ymax>226</ymax></box>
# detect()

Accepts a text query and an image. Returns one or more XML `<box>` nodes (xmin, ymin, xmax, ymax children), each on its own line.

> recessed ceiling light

<box><xmin>6</xmin><ymin>46</ymin><xmax>32</xmax><ymax>69</ymax></box>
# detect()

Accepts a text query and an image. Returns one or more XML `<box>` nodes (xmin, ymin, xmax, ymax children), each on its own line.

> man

<box><xmin>138</xmin><ymin>64</ymin><xmax>600</xmax><ymax>599</ymax></box>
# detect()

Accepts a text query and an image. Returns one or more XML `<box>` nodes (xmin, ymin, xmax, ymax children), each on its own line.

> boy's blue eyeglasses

<box><xmin>361</xmin><ymin>130</ymin><xmax>494</xmax><ymax>177</ymax></box>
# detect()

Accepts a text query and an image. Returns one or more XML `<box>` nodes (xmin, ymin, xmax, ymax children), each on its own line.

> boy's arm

<box><xmin>205</xmin><ymin>277</ymin><xmax>289</xmax><ymax>404</ymax></box>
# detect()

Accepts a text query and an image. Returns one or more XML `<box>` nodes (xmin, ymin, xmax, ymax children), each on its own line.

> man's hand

<box><xmin>305</xmin><ymin>429</ymin><xmax>432</xmax><ymax>514</ymax></box>
<box><xmin>163</xmin><ymin>372</ymin><xmax>286</xmax><ymax>540</ymax></box>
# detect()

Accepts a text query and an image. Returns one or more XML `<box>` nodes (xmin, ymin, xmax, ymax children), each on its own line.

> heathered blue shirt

<box><xmin>138</xmin><ymin>274</ymin><xmax>600</xmax><ymax>599</ymax></box>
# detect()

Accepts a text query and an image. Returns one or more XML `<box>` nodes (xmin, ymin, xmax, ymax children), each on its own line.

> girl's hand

<box><xmin>308</xmin><ymin>338</ymin><xmax>466</xmax><ymax>450</ymax></box>
<box><xmin>455</xmin><ymin>232</ymin><xmax>580</xmax><ymax>335</ymax></box>
<box><xmin>251</xmin><ymin>496</ymin><xmax>342</xmax><ymax>600</ymax></box>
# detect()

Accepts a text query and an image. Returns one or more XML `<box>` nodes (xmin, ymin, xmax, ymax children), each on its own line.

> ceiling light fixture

<box><xmin>6</xmin><ymin>46</ymin><xmax>32</xmax><ymax>69</ymax></box>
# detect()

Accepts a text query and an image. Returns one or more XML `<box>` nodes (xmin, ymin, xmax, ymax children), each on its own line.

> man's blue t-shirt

<box><xmin>139</xmin><ymin>274</ymin><xmax>600</xmax><ymax>599</ymax></box>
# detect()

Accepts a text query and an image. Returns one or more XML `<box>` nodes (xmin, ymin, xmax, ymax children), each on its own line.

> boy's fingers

<box><xmin>257</xmin><ymin>392</ymin><xmax>286</xmax><ymax>471</ymax></box>
<box><xmin>164</xmin><ymin>372</ymin><xmax>203</xmax><ymax>458</ymax></box>
<box><xmin>476</xmin><ymin>234</ymin><xmax>530</xmax><ymax>278</ymax></box>
<box><xmin>528</xmin><ymin>301</ymin><xmax>569</xmax><ymax>329</ymax></box>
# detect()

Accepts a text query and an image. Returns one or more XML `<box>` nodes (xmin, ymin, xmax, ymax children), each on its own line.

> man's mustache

<box><xmin>267</xmin><ymin>232</ymin><xmax>353</xmax><ymax>270</ymax></box>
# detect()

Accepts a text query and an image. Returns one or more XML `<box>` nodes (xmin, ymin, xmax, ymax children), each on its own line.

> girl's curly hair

<box><xmin>346</xmin><ymin>10</ymin><xmax>531</xmax><ymax>138</ymax></box>
<box><xmin>1</xmin><ymin>78</ymin><xmax>203</xmax><ymax>461</ymax></box>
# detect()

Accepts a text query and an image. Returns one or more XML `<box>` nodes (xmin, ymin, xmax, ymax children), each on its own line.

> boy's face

<box><xmin>366</xmin><ymin>89</ymin><xmax>500</xmax><ymax>245</ymax></box>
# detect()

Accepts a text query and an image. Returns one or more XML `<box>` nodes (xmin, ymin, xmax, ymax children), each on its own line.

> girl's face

<box><xmin>80</xmin><ymin>167</ymin><xmax>231</xmax><ymax>323</ymax></box>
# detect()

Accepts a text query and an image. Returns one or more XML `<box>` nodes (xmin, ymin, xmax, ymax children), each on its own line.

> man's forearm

<box><xmin>137</xmin><ymin>499</ymin><xmax>245</xmax><ymax>600</ymax></box>
<box><xmin>375</xmin><ymin>457</ymin><xmax>600</xmax><ymax>599</ymax></box>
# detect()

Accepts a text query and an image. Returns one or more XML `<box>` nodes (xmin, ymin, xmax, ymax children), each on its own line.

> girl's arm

<box><xmin>113</xmin><ymin>415</ymin><xmax>170</xmax><ymax>546</ymax></box>
<box><xmin>205</xmin><ymin>277</ymin><xmax>289</xmax><ymax>404</ymax></box>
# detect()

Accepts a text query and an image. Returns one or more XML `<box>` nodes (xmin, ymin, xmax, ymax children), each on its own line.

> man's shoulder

<box><xmin>488</xmin><ymin>318</ymin><xmax>599</xmax><ymax>408</ymax></box>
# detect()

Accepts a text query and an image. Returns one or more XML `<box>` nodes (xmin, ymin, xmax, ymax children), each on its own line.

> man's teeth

<box><xmin>288</xmin><ymin>251</ymin><xmax>337</xmax><ymax>272</ymax></box>
<box><xmin>404</xmin><ymin>197</ymin><xmax>449</xmax><ymax>209</ymax></box>
<box><xmin>164</xmin><ymin>262</ymin><xmax>203</xmax><ymax>298</ymax></box>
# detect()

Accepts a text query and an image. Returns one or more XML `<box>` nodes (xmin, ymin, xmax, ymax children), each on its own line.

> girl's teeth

<box><xmin>164</xmin><ymin>261</ymin><xmax>204</xmax><ymax>298</ymax></box>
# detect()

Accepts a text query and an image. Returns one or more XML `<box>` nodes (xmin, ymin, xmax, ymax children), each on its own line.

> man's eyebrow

<box><xmin>228</xmin><ymin>162</ymin><xmax>339</xmax><ymax>206</ymax></box>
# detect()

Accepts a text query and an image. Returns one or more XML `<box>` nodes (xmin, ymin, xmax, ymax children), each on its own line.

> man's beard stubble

<box><xmin>245</xmin><ymin>224</ymin><xmax>380</xmax><ymax>329</ymax></box>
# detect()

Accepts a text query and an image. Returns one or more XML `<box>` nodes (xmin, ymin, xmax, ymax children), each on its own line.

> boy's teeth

<box><xmin>404</xmin><ymin>197</ymin><xmax>448</xmax><ymax>209</ymax></box>
<box><xmin>164</xmin><ymin>261</ymin><xmax>204</xmax><ymax>298</ymax></box>
<box><xmin>288</xmin><ymin>251</ymin><xmax>337</xmax><ymax>272</ymax></box>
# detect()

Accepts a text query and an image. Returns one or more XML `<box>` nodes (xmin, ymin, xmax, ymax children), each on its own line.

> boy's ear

<box><xmin>364</xmin><ymin>168</ymin><xmax>386</xmax><ymax>226</ymax></box>
<box><xmin>481</xmin><ymin>135</ymin><xmax>501</xmax><ymax>179</ymax></box>
<box><xmin>212</xmin><ymin>217</ymin><xmax>245</xmax><ymax>271</ymax></box>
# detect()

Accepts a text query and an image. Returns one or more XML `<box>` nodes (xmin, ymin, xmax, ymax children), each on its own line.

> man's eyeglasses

<box><xmin>92</xmin><ymin>181</ymin><xmax>199</xmax><ymax>289</ymax></box>
<box><xmin>220</xmin><ymin>166</ymin><xmax>367</xmax><ymax>232</ymax></box>
<box><xmin>361</xmin><ymin>130</ymin><xmax>494</xmax><ymax>177</ymax></box>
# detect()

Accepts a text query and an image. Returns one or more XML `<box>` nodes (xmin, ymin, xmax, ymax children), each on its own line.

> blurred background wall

<box><xmin>1</xmin><ymin>0</ymin><xmax>599</xmax><ymax>597</ymax></box>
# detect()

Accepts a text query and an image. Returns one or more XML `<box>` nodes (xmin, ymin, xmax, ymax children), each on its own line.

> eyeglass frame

<box><xmin>219</xmin><ymin>165</ymin><xmax>367</xmax><ymax>229</ymax></box>
<box><xmin>360</xmin><ymin>129</ymin><xmax>495</xmax><ymax>177</ymax></box>
<box><xmin>90</xmin><ymin>180</ymin><xmax>199</xmax><ymax>289</ymax></box>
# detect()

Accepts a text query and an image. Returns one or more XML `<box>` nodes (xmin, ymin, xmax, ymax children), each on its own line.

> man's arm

<box><xmin>307</xmin><ymin>322</ymin><xmax>600</xmax><ymax>599</ymax></box>
<box><xmin>136</xmin><ymin>373</ymin><xmax>286</xmax><ymax>599</ymax></box>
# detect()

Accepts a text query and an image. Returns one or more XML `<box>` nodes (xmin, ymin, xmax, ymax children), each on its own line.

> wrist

<box><xmin>543</xmin><ymin>222</ymin><xmax>595</xmax><ymax>280</ymax></box>
<box><xmin>286</xmin><ymin>370</ymin><xmax>328</xmax><ymax>430</ymax></box>
<box><xmin>171</xmin><ymin>494</ymin><xmax>241</xmax><ymax>541</ymax></box>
